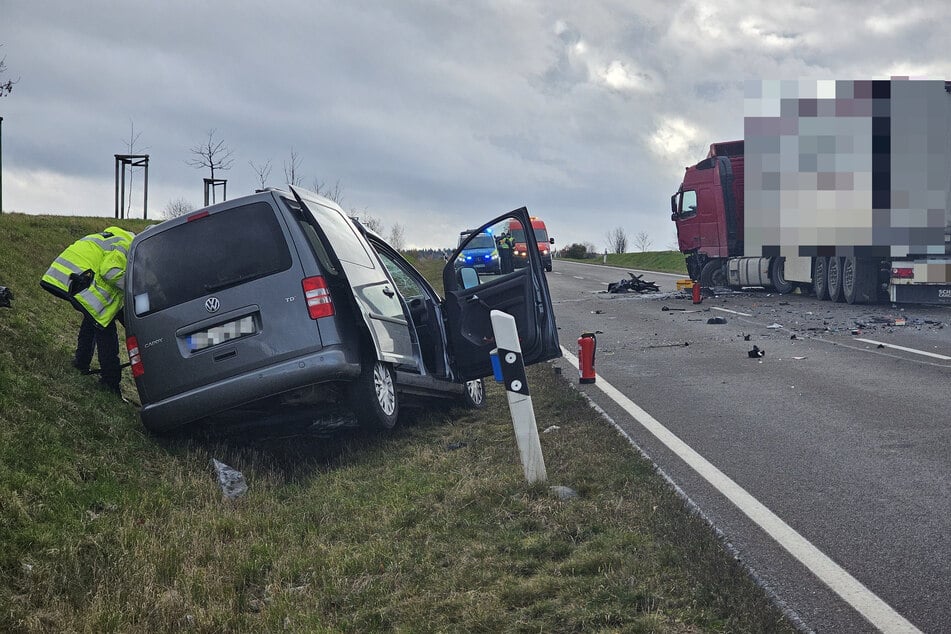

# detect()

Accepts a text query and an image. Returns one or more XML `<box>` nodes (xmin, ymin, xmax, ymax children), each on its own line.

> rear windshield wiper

<box><xmin>204</xmin><ymin>272</ymin><xmax>261</xmax><ymax>293</ymax></box>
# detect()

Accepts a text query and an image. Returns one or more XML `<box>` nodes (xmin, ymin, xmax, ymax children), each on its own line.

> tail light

<box><xmin>302</xmin><ymin>276</ymin><xmax>334</xmax><ymax>319</ymax></box>
<box><xmin>126</xmin><ymin>336</ymin><xmax>145</xmax><ymax>377</ymax></box>
<box><xmin>891</xmin><ymin>267</ymin><xmax>914</xmax><ymax>279</ymax></box>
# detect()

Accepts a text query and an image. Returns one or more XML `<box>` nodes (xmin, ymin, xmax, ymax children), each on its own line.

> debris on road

<box><xmin>661</xmin><ymin>306</ymin><xmax>687</xmax><ymax>312</ymax></box>
<box><xmin>766</xmin><ymin>323</ymin><xmax>783</xmax><ymax>329</ymax></box>
<box><xmin>743</xmin><ymin>334</ymin><xmax>751</xmax><ymax>341</ymax></box>
<box><xmin>748</xmin><ymin>345</ymin><xmax>765</xmax><ymax>358</ymax></box>
<box><xmin>542</xmin><ymin>425</ymin><xmax>561</xmax><ymax>433</ymax></box>
<box><xmin>707</xmin><ymin>317</ymin><xmax>727</xmax><ymax>324</ymax></box>
<box><xmin>212</xmin><ymin>459</ymin><xmax>248</xmax><ymax>501</ymax></box>
<box><xmin>606</xmin><ymin>273</ymin><xmax>660</xmax><ymax>294</ymax></box>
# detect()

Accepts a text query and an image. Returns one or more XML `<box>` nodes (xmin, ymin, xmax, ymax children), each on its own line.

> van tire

<box><xmin>351</xmin><ymin>358</ymin><xmax>399</xmax><ymax>430</ymax></box>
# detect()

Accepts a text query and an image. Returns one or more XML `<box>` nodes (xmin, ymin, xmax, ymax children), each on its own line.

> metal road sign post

<box><xmin>490</xmin><ymin>309</ymin><xmax>547</xmax><ymax>484</ymax></box>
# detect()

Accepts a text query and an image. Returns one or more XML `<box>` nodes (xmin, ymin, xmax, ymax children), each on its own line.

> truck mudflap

<box><xmin>890</xmin><ymin>284</ymin><xmax>951</xmax><ymax>305</ymax></box>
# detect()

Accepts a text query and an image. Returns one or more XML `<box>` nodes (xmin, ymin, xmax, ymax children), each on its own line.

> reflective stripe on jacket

<box><xmin>41</xmin><ymin>226</ymin><xmax>135</xmax><ymax>327</ymax></box>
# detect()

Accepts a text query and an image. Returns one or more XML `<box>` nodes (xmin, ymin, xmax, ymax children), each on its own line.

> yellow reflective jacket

<box><xmin>41</xmin><ymin>226</ymin><xmax>135</xmax><ymax>327</ymax></box>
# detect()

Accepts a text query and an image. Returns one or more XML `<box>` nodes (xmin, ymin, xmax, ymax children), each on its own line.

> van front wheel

<box><xmin>351</xmin><ymin>359</ymin><xmax>399</xmax><ymax>430</ymax></box>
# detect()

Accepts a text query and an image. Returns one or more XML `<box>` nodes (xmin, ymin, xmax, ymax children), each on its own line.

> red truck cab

<box><xmin>671</xmin><ymin>140</ymin><xmax>745</xmax><ymax>283</ymax></box>
<box><xmin>509</xmin><ymin>216</ymin><xmax>554</xmax><ymax>272</ymax></box>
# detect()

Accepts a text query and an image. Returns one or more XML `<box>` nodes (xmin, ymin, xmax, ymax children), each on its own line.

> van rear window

<box><xmin>131</xmin><ymin>202</ymin><xmax>292</xmax><ymax>315</ymax></box>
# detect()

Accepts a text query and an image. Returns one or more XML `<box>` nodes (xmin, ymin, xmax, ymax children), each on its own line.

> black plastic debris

<box><xmin>743</xmin><ymin>334</ymin><xmax>752</xmax><ymax>341</ymax></box>
<box><xmin>662</xmin><ymin>306</ymin><xmax>686</xmax><ymax>312</ymax></box>
<box><xmin>0</xmin><ymin>286</ymin><xmax>12</xmax><ymax>308</ymax></box>
<box><xmin>877</xmin><ymin>344</ymin><xmax>885</xmax><ymax>349</ymax></box>
<box><xmin>748</xmin><ymin>345</ymin><xmax>765</xmax><ymax>358</ymax></box>
<box><xmin>707</xmin><ymin>317</ymin><xmax>727</xmax><ymax>325</ymax></box>
<box><xmin>608</xmin><ymin>273</ymin><xmax>660</xmax><ymax>294</ymax></box>
<box><xmin>790</xmin><ymin>334</ymin><xmax>798</xmax><ymax>340</ymax></box>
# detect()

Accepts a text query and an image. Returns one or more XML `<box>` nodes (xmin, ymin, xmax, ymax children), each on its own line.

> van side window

<box><xmin>305</xmin><ymin>201</ymin><xmax>375</xmax><ymax>269</ymax></box>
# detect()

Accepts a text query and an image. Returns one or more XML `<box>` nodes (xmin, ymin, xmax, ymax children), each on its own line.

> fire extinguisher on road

<box><xmin>578</xmin><ymin>332</ymin><xmax>597</xmax><ymax>384</ymax></box>
<box><xmin>692</xmin><ymin>280</ymin><xmax>703</xmax><ymax>304</ymax></box>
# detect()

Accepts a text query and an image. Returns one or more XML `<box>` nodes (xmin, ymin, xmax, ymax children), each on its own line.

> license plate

<box><xmin>186</xmin><ymin>315</ymin><xmax>255</xmax><ymax>352</ymax></box>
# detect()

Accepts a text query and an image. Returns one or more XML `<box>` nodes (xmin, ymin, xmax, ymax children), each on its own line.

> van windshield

<box><xmin>510</xmin><ymin>228</ymin><xmax>548</xmax><ymax>243</ymax></box>
<box><xmin>131</xmin><ymin>202</ymin><xmax>292</xmax><ymax>315</ymax></box>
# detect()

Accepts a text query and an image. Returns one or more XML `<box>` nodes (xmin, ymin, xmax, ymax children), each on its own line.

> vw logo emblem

<box><xmin>205</xmin><ymin>297</ymin><xmax>220</xmax><ymax>313</ymax></box>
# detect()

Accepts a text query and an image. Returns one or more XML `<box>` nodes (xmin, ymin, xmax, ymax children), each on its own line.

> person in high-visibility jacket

<box><xmin>40</xmin><ymin>226</ymin><xmax>135</xmax><ymax>395</ymax></box>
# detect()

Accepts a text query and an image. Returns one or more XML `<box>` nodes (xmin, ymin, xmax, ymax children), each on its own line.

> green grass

<box><xmin>562</xmin><ymin>251</ymin><xmax>689</xmax><ymax>275</ymax></box>
<box><xmin>0</xmin><ymin>213</ymin><xmax>793</xmax><ymax>632</ymax></box>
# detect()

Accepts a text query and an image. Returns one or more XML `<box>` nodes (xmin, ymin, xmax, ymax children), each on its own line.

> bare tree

<box><xmin>388</xmin><ymin>223</ymin><xmax>406</xmax><ymax>250</ymax></box>
<box><xmin>319</xmin><ymin>179</ymin><xmax>345</xmax><ymax>206</ymax></box>
<box><xmin>633</xmin><ymin>231</ymin><xmax>653</xmax><ymax>252</ymax></box>
<box><xmin>187</xmin><ymin>129</ymin><xmax>234</xmax><ymax>203</ymax></box>
<box><xmin>163</xmin><ymin>197</ymin><xmax>195</xmax><ymax>219</ymax></box>
<box><xmin>355</xmin><ymin>208</ymin><xmax>384</xmax><ymax>234</ymax></box>
<box><xmin>0</xmin><ymin>46</ymin><xmax>17</xmax><ymax>97</ymax></box>
<box><xmin>249</xmin><ymin>159</ymin><xmax>272</xmax><ymax>191</ymax></box>
<box><xmin>123</xmin><ymin>118</ymin><xmax>148</xmax><ymax>217</ymax></box>
<box><xmin>606</xmin><ymin>227</ymin><xmax>628</xmax><ymax>254</ymax></box>
<box><xmin>284</xmin><ymin>148</ymin><xmax>303</xmax><ymax>186</ymax></box>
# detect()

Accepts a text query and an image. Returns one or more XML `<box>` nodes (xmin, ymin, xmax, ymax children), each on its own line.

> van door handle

<box><xmin>382</xmin><ymin>286</ymin><xmax>395</xmax><ymax>297</ymax></box>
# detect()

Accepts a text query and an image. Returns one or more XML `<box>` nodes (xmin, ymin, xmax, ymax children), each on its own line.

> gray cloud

<box><xmin>2</xmin><ymin>0</ymin><xmax>951</xmax><ymax>250</ymax></box>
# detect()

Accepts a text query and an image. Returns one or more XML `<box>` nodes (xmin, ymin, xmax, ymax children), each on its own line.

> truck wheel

<box><xmin>827</xmin><ymin>257</ymin><xmax>844</xmax><ymax>302</ymax></box>
<box><xmin>700</xmin><ymin>260</ymin><xmax>726</xmax><ymax>289</ymax></box>
<box><xmin>350</xmin><ymin>358</ymin><xmax>399</xmax><ymax>430</ymax></box>
<box><xmin>813</xmin><ymin>257</ymin><xmax>829</xmax><ymax>300</ymax></box>
<box><xmin>842</xmin><ymin>257</ymin><xmax>877</xmax><ymax>304</ymax></box>
<box><xmin>769</xmin><ymin>257</ymin><xmax>795</xmax><ymax>294</ymax></box>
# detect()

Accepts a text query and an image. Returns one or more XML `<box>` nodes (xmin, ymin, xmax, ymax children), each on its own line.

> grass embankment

<box><xmin>562</xmin><ymin>251</ymin><xmax>689</xmax><ymax>275</ymax></box>
<box><xmin>0</xmin><ymin>213</ymin><xmax>793</xmax><ymax>632</ymax></box>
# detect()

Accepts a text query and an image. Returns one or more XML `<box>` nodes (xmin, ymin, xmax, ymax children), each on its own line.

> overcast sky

<box><xmin>2</xmin><ymin>0</ymin><xmax>949</xmax><ymax>249</ymax></box>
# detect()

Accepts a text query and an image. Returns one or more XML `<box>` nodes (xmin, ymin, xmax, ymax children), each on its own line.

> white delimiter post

<box><xmin>490</xmin><ymin>309</ymin><xmax>547</xmax><ymax>484</ymax></box>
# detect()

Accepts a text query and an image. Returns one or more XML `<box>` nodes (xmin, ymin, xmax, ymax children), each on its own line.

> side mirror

<box><xmin>549</xmin><ymin>237</ymin><xmax>555</xmax><ymax>244</ymax></box>
<box><xmin>460</xmin><ymin>267</ymin><xmax>480</xmax><ymax>289</ymax></box>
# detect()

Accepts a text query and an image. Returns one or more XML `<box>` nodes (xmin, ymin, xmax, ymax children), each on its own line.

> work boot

<box><xmin>72</xmin><ymin>359</ymin><xmax>91</xmax><ymax>373</ymax></box>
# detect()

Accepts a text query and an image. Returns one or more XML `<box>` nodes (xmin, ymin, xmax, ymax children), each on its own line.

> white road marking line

<box><xmin>560</xmin><ymin>346</ymin><xmax>921</xmax><ymax>634</ymax></box>
<box><xmin>853</xmin><ymin>338</ymin><xmax>951</xmax><ymax>361</ymax></box>
<box><xmin>712</xmin><ymin>307</ymin><xmax>753</xmax><ymax>317</ymax></box>
<box><xmin>573</xmin><ymin>275</ymin><xmax>585</xmax><ymax>280</ymax></box>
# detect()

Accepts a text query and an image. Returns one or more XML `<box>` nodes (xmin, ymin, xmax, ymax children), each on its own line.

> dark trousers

<box><xmin>74</xmin><ymin>312</ymin><xmax>121</xmax><ymax>389</ymax></box>
<box><xmin>499</xmin><ymin>249</ymin><xmax>512</xmax><ymax>273</ymax></box>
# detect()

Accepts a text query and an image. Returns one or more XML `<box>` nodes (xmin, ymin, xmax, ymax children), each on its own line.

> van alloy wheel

<box><xmin>351</xmin><ymin>358</ymin><xmax>399</xmax><ymax>430</ymax></box>
<box><xmin>462</xmin><ymin>378</ymin><xmax>486</xmax><ymax>409</ymax></box>
<box><xmin>374</xmin><ymin>361</ymin><xmax>396</xmax><ymax>416</ymax></box>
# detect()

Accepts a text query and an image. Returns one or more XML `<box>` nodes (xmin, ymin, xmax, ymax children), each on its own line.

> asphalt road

<box><xmin>545</xmin><ymin>258</ymin><xmax>951</xmax><ymax>633</ymax></box>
